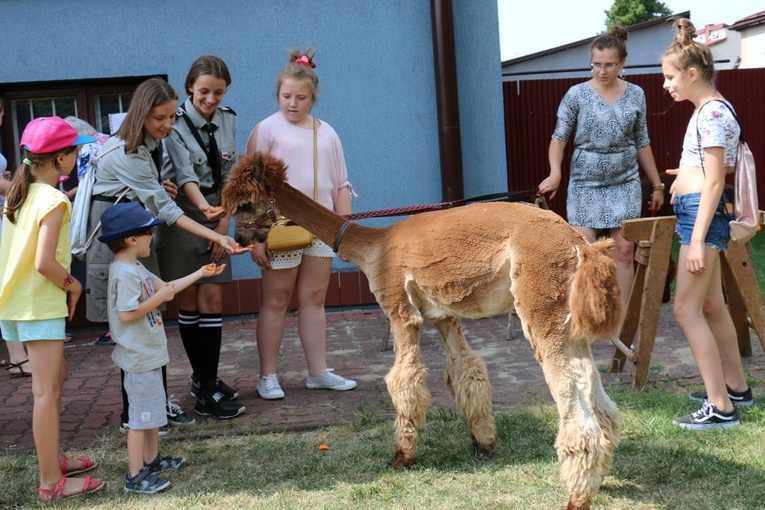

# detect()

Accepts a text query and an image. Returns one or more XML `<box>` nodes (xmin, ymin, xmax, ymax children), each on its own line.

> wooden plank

<box><xmin>611</xmin><ymin>260</ymin><xmax>645</xmax><ymax>372</ymax></box>
<box><xmin>720</xmin><ymin>254</ymin><xmax>752</xmax><ymax>357</ymax></box>
<box><xmin>722</xmin><ymin>241</ymin><xmax>765</xmax><ymax>354</ymax></box>
<box><xmin>632</xmin><ymin>219</ymin><xmax>674</xmax><ymax>390</ymax></box>
<box><xmin>621</xmin><ymin>216</ymin><xmax>676</xmax><ymax>243</ymax></box>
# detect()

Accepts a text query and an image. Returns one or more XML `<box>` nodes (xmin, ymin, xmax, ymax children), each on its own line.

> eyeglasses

<box><xmin>590</xmin><ymin>61</ymin><xmax>622</xmax><ymax>71</ymax></box>
<box><xmin>134</xmin><ymin>228</ymin><xmax>154</xmax><ymax>237</ymax></box>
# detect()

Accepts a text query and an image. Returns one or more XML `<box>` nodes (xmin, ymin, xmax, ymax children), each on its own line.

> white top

<box><xmin>253</xmin><ymin>112</ymin><xmax>351</xmax><ymax>209</ymax></box>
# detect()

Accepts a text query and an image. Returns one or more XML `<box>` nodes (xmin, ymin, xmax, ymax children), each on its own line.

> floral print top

<box><xmin>680</xmin><ymin>100</ymin><xmax>740</xmax><ymax>168</ymax></box>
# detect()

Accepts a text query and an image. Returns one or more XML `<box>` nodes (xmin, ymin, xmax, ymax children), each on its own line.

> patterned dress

<box><xmin>552</xmin><ymin>82</ymin><xmax>650</xmax><ymax>229</ymax></box>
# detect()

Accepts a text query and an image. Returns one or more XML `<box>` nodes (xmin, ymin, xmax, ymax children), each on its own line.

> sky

<box><xmin>498</xmin><ymin>0</ymin><xmax>763</xmax><ymax>60</ymax></box>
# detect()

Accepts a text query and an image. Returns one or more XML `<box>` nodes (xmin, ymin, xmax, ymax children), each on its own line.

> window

<box><xmin>0</xmin><ymin>76</ymin><xmax>161</xmax><ymax>170</ymax></box>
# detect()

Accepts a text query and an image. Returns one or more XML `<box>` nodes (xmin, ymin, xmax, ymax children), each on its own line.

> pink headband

<box><xmin>295</xmin><ymin>55</ymin><xmax>311</xmax><ymax>66</ymax></box>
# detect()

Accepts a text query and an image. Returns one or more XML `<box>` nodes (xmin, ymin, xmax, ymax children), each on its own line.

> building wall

<box><xmin>0</xmin><ymin>0</ymin><xmax>506</xmax><ymax>282</ymax></box>
<box><xmin>739</xmin><ymin>25</ymin><xmax>765</xmax><ymax>68</ymax></box>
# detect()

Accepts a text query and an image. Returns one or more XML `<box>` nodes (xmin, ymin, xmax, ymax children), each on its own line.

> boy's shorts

<box><xmin>0</xmin><ymin>318</ymin><xmax>66</xmax><ymax>342</ymax></box>
<box><xmin>124</xmin><ymin>368</ymin><xmax>168</xmax><ymax>430</ymax></box>
<box><xmin>673</xmin><ymin>192</ymin><xmax>730</xmax><ymax>251</ymax></box>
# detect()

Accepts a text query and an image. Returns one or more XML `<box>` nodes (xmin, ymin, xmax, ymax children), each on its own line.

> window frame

<box><xmin>1</xmin><ymin>76</ymin><xmax>162</xmax><ymax>170</ymax></box>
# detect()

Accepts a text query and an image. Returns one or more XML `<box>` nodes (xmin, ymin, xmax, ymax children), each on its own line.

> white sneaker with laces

<box><xmin>257</xmin><ymin>374</ymin><xmax>285</xmax><ymax>399</ymax></box>
<box><xmin>306</xmin><ymin>369</ymin><xmax>357</xmax><ymax>391</ymax></box>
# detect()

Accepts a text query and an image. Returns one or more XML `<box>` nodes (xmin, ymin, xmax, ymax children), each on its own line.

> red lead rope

<box><xmin>342</xmin><ymin>190</ymin><xmax>539</xmax><ymax>221</ymax></box>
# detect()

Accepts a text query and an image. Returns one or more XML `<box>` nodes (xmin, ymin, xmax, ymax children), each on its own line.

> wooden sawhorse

<box><xmin>610</xmin><ymin>216</ymin><xmax>765</xmax><ymax>390</ymax></box>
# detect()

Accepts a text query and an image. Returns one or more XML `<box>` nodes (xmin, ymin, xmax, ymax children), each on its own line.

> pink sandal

<box><xmin>39</xmin><ymin>475</ymin><xmax>104</xmax><ymax>502</ymax></box>
<box><xmin>61</xmin><ymin>455</ymin><xmax>98</xmax><ymax>476</ymax></box>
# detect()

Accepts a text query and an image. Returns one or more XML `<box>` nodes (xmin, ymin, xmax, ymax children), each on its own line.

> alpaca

<box><xmin>223</xmin><ymin>153</ymin><xmax>623</xmax><ymax>510</ymax></box>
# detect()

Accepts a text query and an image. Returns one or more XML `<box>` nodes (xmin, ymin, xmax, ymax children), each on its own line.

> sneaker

<box><xmin>689</xmin><ymin>385</ymin><xmax>753</xmax><ymax>407</ymax></box>
<box><xmin>190</xmin><ymin>375</ymin><xmax>239</xmax><ymax>400</ymax></box>
<box><xmin>257</xmin><ymin>374</ymin><xmax>285</xmax><ymax>399</ymax></box>
<box><xmin>95</xmin><ymin>331</ymin><xmax>115</xmax><ymax>346</ymax></box>
<box><xmin>306</xmin><ymin>369</ymin><xmax>357</xmax><ymax>391</ymax></box>
<box><xmin>194</xmin><ymin>390</ymin><xmax>245</xmax><ymax>419</ymax></box>
<box><xmin>120</xmin><ymin>423</ymin><xmax>168</xmax><ymax>436</ymax></box>
<box><xmin>144</xmin><ymin>452</ymin><xmax>185</xmax><ymax>474</ymax></box>
<box><xmin>674</xmin><ymin>400</ymin><xmax>741</xmax><ymax>430</ymax></box>
<box><xmin>166</xmin><ymin>397</ymin><xmax>196</xmax><ymax>426</ymax></box>
<box><xmin>124</xmin><ymin>466</ymin><xmax>171</xmax><ymax>494</ymax></box>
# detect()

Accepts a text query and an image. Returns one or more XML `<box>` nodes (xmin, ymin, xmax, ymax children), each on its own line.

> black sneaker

<box><xmin>166</xmin><ymin>397</ymin><xmax>196</xmax><ymax>426</ymax></box>
<box><xmin>190</xmin><ymin>375</ymin><xmax>239</xmax><ymax>401</ymax></box>
<box><xmin>194</xmin><ymin>390</ymin><xmax>245</xmax><ymax>419</ymax></box>
<box><xmin>144</xmin><ymin>452</ymin><xmax>185</xmax><ymax>474</ymax></box>
<box><xmin>689</xmin><ymin>385</ymin><xmax>753</xmax><ymax>407</ymax></box>
<box><xmin>124</xmin><ymin>466</ymin><xmax>171</xmax><ymax>494</ymax></box>
<box><xmin>674</xmin><ymin>401</ymin><xmax>740</xmax><ymax>430</ymax></box>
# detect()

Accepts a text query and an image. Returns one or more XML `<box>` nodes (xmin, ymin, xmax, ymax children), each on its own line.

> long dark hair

<box><xmin>185</xmin><ymin>55</ymin><xmax>232</xmax><ymax>95</ymax></box>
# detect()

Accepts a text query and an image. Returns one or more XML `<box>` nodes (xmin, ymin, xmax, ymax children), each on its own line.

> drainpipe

<box><xmin>430</xmin><ymin>0</ymin><xmax>464</xmax><ymax>201</ymax></box>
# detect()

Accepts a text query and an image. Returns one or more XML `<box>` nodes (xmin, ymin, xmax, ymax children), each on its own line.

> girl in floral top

<box><xmin>662</xmin><ymin>18</ymin><xmax>751</xmax><ymax>430</ymax></box>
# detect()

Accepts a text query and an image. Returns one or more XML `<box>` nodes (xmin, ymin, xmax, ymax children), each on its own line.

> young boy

<box><xmin>98</xmin><ymin>202</ymin><xmax>227</xmax><ymax>493</ymax></box>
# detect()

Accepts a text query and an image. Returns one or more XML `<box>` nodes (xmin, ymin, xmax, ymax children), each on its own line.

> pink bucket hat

<box><xmin>20</xmin><ymin>116</ymin><xmax>97</xmax><ymax>153</ymax></box>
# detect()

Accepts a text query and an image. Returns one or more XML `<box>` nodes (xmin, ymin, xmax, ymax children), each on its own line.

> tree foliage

<box><xmin>604</xmin><ymin>0</ymin><xmax>672</xmax><ymax>30</ymax></box>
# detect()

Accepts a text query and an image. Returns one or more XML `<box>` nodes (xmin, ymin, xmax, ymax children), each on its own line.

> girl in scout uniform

<box><xmin>160</xmin><ymin>56</ymin><xmax>244</xmax><ymax>419</ymax></box>
<box><xmin>88</xmin><ymin>77</ymin><xmax>246</xmax><ymax>428</ymax></box>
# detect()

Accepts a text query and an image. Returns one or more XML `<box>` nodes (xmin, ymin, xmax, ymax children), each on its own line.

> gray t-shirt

<box><xmin>107</xmin><ymin>260</ymin><xmax>169</xmax><ymax>373</ymax></box>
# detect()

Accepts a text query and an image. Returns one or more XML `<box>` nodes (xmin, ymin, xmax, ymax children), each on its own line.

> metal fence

<box><xmin>503</xmin><ymin>68</ymin><xmax>765</xmax><ymax>218</ymax></box>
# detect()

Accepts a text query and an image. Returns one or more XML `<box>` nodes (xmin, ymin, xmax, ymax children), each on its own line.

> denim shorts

<box><xmin>673</xmin><ymin>192</ymin><xmax>730</xmax><ymax>250</ymax></box>
<box><xmin>0</xmin><ymin>318</ymin><xmax>67</xmax><ymax>342</ymax></box>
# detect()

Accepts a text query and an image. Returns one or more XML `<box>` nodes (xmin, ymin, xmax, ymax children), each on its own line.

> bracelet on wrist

<box><xmin>653</xmin><ymin>183</ymin><xmax>665</xmax><ymax>191</ymax></box>
<box><xmin>63</xmin><ymin>273</ymin><xmax>75</xmax><ymax>288</ymax></box>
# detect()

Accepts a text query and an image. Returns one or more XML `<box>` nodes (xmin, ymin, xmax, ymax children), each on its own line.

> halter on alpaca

<box><xmin>223</xmin><ymin>153</ymin><xmax>623</xmax><ymax>510</ymax></box>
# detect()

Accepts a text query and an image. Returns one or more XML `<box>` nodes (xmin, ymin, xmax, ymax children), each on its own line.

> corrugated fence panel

<box><xmin>504</xmin><ymin>69</ymin><xmax>765</xmax><ymax>219</ymax></box>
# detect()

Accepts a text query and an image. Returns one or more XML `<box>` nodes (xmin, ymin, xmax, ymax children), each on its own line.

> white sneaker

<box><xmin>257</xmin><ymin>374</ymin><xmax>285</xmax><ymax>399</ymax></box>
<box><xmin>306</xmin><ymin>369</ymin><xmax>357</xmax><ymax>391</ymax></box>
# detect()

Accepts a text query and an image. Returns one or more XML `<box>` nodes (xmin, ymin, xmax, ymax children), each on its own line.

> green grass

<box><xmin>4</xmin><ymin>386</ymin><xmax>765</xmax><ymax>509</ymax></box>
<box><xmin>3</xmin><ymin>236</ymin><xmax>764</xmax><ymax>509</ymax></box>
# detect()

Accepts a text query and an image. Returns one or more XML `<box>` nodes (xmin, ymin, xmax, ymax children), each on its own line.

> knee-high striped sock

<box><xmin>198</xmin><ymin>313</ymin><xmax>223</xmax><ymax>391</ymax></box>
<box><xmin>178</xmin><ymin>309</ymin><xmax>201</xmax><ymax>377</ymax></box>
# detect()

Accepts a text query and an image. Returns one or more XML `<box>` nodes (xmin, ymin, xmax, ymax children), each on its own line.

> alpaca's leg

<box><xmin>528</xmin><ymin>327</ymin><xmax>615</xmax><ymax>510</ymax></box>
<box><xmin>434</xmin><ymin>316</ymin><xmax>495</xmax><ymax>459</ymax></box>
<box><xmin>567</xmin><ymin>335</ymin><xmax>621</xmax><ymax>479</ymax></box>
<box><xmin>384</xmin><ymin>315</ymin><xmax>431</xmax><ymax>469</ymax></box>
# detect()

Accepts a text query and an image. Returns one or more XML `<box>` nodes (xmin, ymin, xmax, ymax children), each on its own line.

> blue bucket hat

<box><xmin>98</xmin><ymin>202</ymin><xmax>165</xmax><ymax>243</ymax></box>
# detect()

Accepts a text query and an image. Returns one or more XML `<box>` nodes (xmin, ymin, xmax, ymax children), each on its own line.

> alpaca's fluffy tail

<box><xmin>569</xmin><ymin>238</ymin><xmax>622</xmax><ymax>339</ymax></box>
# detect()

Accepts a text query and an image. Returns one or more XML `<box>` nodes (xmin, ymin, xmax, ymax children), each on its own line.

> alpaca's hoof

<box><xmin>471</xmin><ymin>436</ymin><xmax>496</xmax><ymax>460</ymax></box>
<box><xmin>563</xmin><ymin>499</ymin><xmax>591</xmax><ymax>510</ymax></box>
<box><xmin>474</xmin><ymin>443</ymin><xmax>495</xmax><ymax>460</ymax></box>
<box><xmin>387</xmin><ymin>449</ymin><xmax>414</xmax><ymax>470</ymax></box>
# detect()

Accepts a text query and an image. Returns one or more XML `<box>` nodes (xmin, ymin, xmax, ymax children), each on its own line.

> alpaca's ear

<box><xmin>260</xmin><ymin>152</ymin><xmax>288</xmax><ymax>191</ymax></box>
<box><xmin>221</xmin><ymin>154</ymin><xmax>263</xmax><ymax>213</ymax></box>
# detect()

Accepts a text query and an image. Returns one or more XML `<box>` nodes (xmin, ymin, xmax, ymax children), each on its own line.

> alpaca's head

<box><xmin>221</xmin><ymin>152</ymin><xmax>288</xmax><ymax>246</ymax></box>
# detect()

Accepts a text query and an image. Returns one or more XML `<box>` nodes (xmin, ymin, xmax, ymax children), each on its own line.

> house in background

<box><xmin>501</xmin><ymin>12</ymin><xmax>688</xmax><ymax>81</ymax></box>
<box><xmin>500</xmin><ymin>10</ymin><xmax>765</xmax><ymax>81</ymax></box>
<box><xmin>694</xmin><ymin>23</ymin><xmax>742</xmax><ymax>69</ymax></box>
<box><xmin>729</xmin><ymin>10</ymin><xmax>765</xmax><ymax>68</ymax></box>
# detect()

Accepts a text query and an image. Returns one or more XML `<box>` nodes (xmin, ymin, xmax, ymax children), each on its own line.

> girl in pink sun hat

<box><xmin>0</xmin><ymin>116</ymin><xmax>104</xmax><ymax>501</ymax></box>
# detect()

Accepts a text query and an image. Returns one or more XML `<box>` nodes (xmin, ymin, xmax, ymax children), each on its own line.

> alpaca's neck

<box><xmin>273</xmin><ymin>183</ymin><xmax>379</xmax><ymax>267</ymax></box>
